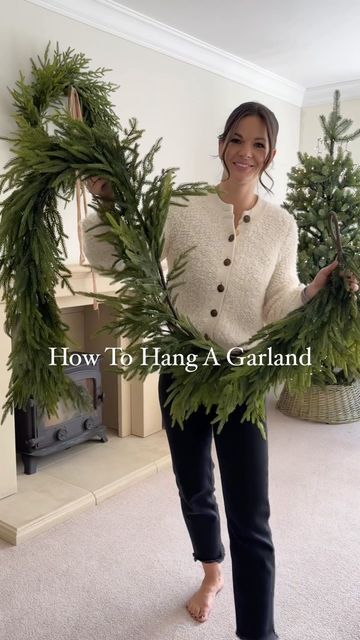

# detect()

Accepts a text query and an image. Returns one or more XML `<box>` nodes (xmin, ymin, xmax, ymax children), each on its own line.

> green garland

<box><xmin>0</xmin><ymin>44</ymin><xmax>120</xmax><ymax>419</ymax></box>
<box><xmin>0</xmin><ymin>44</ymin><xmax>211</xmax><ymax>421</ymax></box>
<box><xmin>1</xmin><ymin>45</ymin><xmax>360</xmax><ymax>438</ymax></box>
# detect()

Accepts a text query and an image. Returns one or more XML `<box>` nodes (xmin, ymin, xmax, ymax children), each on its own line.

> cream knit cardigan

<box><xmin>82</xmin><ymin>191</ymin><xmax>305</xmax><ymax>351</ymax></box>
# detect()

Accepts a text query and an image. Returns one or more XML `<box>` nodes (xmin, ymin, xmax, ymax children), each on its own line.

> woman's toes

<box><xmin>187</xmin><ymin>603</ymin><xmax>198</xmax><ymax>619</ymax></box>
<box><xmin>195</xmin><ymin>606</ymin><xmax>209</xmax><ymax>622</ymax></box>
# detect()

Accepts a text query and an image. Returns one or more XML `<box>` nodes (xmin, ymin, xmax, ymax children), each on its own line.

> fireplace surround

<box><xmin>0</xmin><ymin>265</ymin><xmax>162</xmax><ymax>507</ymax></box>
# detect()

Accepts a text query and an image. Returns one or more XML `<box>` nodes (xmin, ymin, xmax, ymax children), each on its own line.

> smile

<box><xmin>233</xmin><ymin>162</ymin><xmax>254</xmax><ymax>168</ymax></box>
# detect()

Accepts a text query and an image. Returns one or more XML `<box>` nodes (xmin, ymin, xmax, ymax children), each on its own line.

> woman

<box><xmin>84</xmin><ymin>102</ymin><xmax>357</xmax><ymax>640</ymax></box>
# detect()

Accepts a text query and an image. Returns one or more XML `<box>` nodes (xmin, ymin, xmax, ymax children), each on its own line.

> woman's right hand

<box><xmin>86</xmin><ymin>177</ymin><xmax>114</xmax><ymax>201</ymax></box>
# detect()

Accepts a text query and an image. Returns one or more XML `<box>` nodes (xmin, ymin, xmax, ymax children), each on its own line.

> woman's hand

<box><xmin>306</xmin><ymin>259</ymin><xmax>359</xmax><ymax>300</ymax></box>
<box><xmin>86</xmin><ymin>177</ymin><xmax>114</xmax><ymax>201</ymax></box>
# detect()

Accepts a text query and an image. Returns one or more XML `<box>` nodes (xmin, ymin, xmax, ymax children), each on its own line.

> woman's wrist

<box><xmin>301</xmin><ymin>282</ymin><xmax>319</xmax><ymax>304</ymax></box>
<box><xmin>301</xmin><ymin>286</ymin><xmax>310</xmax><ymax>304</ymax></box>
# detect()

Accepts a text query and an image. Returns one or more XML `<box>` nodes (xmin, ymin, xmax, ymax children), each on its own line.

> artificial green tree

<box><xmin>283</xmin><ymin>90</ymin><xmax>360</xmax><ymax>386</ymax></box>
<box><xmin>285</xmin><ymin>90</ymin><xmax>360</xmax><ymax>280</ymax></box>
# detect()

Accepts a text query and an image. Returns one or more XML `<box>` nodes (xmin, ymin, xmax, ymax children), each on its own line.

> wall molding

<box><xmin>304</xmin><ymin>79</ymin><xmax>360</xmax><ymax>106</ymax></box>
<box><xmin>26</xmin><ymin>0</ymin><xmax>305</xmax><ymax>107</ymax></box>
<box><xmin>25</xmin><ymin>0</ymin><xmax>360</xmax><ymax>108</ymax></box>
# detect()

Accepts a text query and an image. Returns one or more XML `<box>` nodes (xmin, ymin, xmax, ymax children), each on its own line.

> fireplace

<box><xmin>15</xmin><ymin>353</ymin><xmax>107</xmax><ymax>474</ymax></box>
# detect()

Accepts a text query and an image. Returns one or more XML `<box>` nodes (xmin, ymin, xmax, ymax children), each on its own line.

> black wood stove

<box><xmin>15</xmin><ymin>353</ymin><xmax>107</xmax><ymax>474</ymax></box>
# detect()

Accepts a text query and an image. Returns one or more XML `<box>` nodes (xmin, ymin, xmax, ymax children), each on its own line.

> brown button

<box><xmin>243</xmin><ymin>214</ymin><xmax>251</xmax><ymax>223</ymax></box>
<box><xmin>228</xmin><ymin>234</ymin><xmax>235</xmax><ymax>242</ymax></box>
<box><xmin>217</xmin><ymin>284</ymin><xmax>225</xmax><ymax>292</ymax></box>
<box><xmin>204</xmin><ymin>333</ymin><xmax>210</xmax><ymax>340</ymax></box>
<box><xmin>223</xmin><ymin>258</ymin><xmax>231</xmax><ymax>266</ymax></box>
<box><xmin>231</xmin><ymin>348</ymin><xmax>244</xmax><ymax>357</ymax></box>
<box><xmin>210</xmin><ymin>309</ymin><xmax>218</xmax><ymax>317</ymax></box>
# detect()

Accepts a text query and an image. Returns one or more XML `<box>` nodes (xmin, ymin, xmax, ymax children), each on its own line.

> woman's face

<box><xmin>218</xmin><ymin>115</ymin><xmax>276</xmax><ymax>186</ymax></box>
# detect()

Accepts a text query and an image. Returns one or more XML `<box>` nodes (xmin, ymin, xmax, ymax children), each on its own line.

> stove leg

<box><xmin>22</xmin><ymin>454</ymin><xmax>37</xmax><ymax>475</ymax></box>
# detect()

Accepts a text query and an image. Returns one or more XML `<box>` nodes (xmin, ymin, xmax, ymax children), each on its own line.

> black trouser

<box><xmin>159</xmin><ymin>372</ymin><xmax>279</xmax><ymax>640</ymax></box>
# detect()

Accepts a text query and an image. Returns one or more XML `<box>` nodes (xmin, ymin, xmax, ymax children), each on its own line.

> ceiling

<box><xmin>113</xmin><ymin>0</ymin><xmax>360</xmax><ymax>89</ymax></box>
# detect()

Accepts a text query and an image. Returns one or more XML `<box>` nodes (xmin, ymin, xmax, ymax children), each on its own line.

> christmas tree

<box><xmin>284</xmin><ymin>90</ymin><xmax>360</xmax><ymax>280</ymax></box>
<box><xmin>283</xmin><ymin>91</ymin><xmax>360</xmax><ymax>385</ymax></box>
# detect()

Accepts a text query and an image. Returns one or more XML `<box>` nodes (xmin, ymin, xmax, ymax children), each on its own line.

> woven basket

<box><xmin>276</xmin><ymin>379</ymin><xmax>360</xmax><ymax>424</ymax></box>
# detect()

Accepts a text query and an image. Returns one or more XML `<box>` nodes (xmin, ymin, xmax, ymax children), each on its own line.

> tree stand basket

<box><xmin>276</xmin><ymin>379</ymin><xmax>360</xmax><ymax>424</ymax></box>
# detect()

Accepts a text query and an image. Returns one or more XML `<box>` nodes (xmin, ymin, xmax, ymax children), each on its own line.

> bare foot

<box><xmin>186</xmin><ymin>573</ymin><xmax>224</xmax><ymax>622</ymax></box>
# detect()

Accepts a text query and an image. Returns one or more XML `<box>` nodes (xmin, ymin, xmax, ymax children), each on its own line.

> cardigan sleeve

<box><xmin>82</xmin><ymin>191</ymin><xmax>179</xmax><ymax>268</ymax></box>
<box><xmin>160</xmin><ymin>203</ymin><xmax>177</xmax><ymax>261</ymax></box>
<box><xmin>262</xmin><ymin>215</ymin><xmax>305</xmax><ymax>325</ymax></box>
<box><xmin>82</xmin><ymin>213</ymin><xmax>124</xmax><ymax>272</ymax></box>
<box><xmin>82</xmin><ymin>206</ymin><xmax>173</xmax><ymax>270</ymax></box>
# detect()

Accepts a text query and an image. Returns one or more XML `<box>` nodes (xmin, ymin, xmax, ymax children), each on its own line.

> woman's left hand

<box><xmin>306</xmin><ymin>260</ymin><xmax>359</xmax><ymax>300</ymax></box>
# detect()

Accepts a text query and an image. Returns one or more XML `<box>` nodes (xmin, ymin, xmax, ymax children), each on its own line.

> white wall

<box><xmin>300</xmin><ymin>97</ymin><xmax>360</xmax><ymax>159</ymax></box>
<box><xmin>0</xmin><ymin>0</ymin><xmax>301</xmax><ymax>263</ymax></box>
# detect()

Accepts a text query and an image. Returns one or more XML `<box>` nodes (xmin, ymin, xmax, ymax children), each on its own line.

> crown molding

<box><xmin>26</xmin><ymin>0</ymin><xmax>305</xmax><ymax>107</ymax></box>
<box><xmin>303</xmin><ymin>79</ymin><xmax>360</xmax><ymax>107</ymax></box>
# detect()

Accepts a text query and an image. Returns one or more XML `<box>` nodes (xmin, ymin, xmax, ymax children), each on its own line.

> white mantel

<box><xmin>0</xmin><ymin>265</ymin><xmax>162</xmax><ymax>501</ymax></box>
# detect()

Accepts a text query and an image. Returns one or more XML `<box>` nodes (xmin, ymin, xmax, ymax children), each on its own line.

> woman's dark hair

<box><xmin>218</xmin><ymin>102</ymin><xmax>279</xmax><ymax>194</ymax></box>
